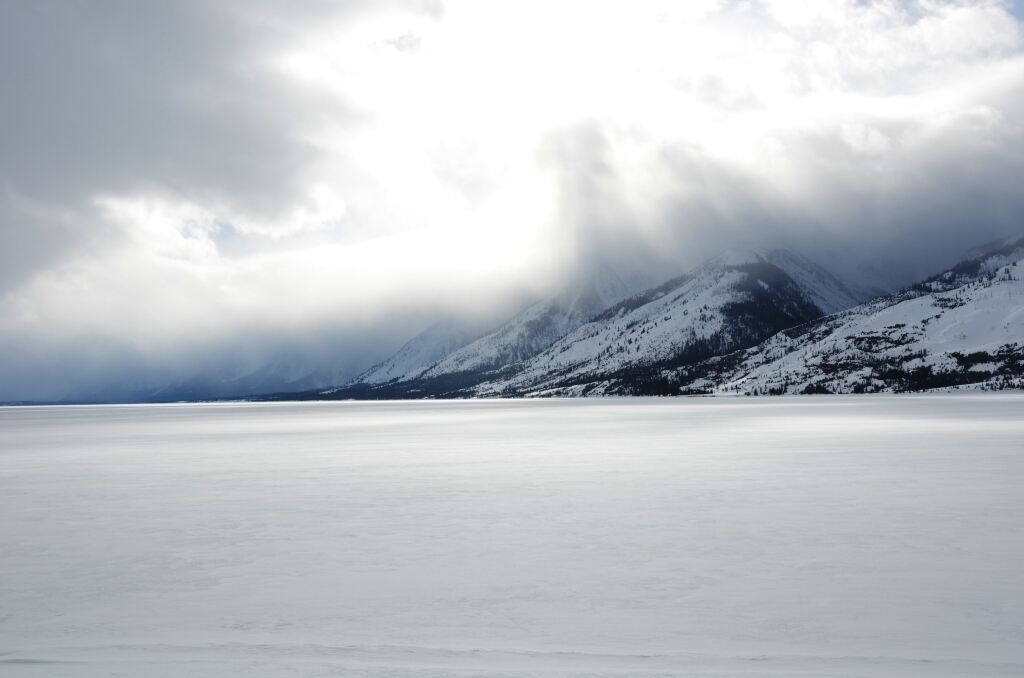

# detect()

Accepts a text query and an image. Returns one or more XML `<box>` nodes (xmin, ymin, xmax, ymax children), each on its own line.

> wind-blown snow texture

<box><xmin>3</xmin><ymin>397</ymin><xmax>1023</xmax><ymax>677</ymax></box>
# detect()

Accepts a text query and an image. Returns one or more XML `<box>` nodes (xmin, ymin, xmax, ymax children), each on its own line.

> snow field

<box><xmin>2</xmin><ymin>396</ymin><xmax>1023</xmax><ymax>676</ymax></box>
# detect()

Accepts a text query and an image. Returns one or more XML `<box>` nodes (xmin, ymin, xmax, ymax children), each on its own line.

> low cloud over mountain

<box><xmin>3</xmin><ymin>1</ymin><xmax>1024</xmax><ymax>401</ymax></box>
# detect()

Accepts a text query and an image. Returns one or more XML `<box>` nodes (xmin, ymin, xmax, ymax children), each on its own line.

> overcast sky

<box><xmin>2</xmin><ymin>1</ymin><xmax>1024</xmax><ymax>401</ymax></box>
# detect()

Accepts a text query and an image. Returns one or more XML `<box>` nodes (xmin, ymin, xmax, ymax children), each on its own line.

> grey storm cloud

<box><xmin>2</xmin><ymin>1</ymin><xmax>360</xmax><ymax>288</ymax></box>
<box><xmin>2</xmin><ymin>0</ymin><xmax>1024</xmax><ymax>401</ymax></box>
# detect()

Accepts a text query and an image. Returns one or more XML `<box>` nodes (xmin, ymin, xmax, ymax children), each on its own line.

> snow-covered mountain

<box><xmin>474</xmin><ymin>249</ymin><xmax>861</xmax><ymax>396</ymax></box>
<box><xmin>350</xmin><ymin>317</ymin><xmax>494</xmax><ymax>385</ymax></box>
<box><xmin>420</xmin><ymin>269</ymin><xmax>631</xmax><ymax>377</ymax></box>
<box><xmin>309</xmin><ymin>240</ymin><xmax>1024</xmax><ymax>401</ymax></box>
<box><xmin>661</xmin><ymin>237</ymin><xmax>1024</xmax><ymax>395</ymax></box>
<box><xmin>760</xmin><ymin>248</ymin><xmax>867</xmax><ymax>313</ymax></box>
<box><xmin>338</xmin><ymin>266</ymin><xmax>636</xmax><ymax>395</ymax></box>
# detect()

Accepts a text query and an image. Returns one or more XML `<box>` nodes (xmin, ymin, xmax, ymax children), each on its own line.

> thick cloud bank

<box><xmin>2</xmin><ymin>1</ymin><xmax>1024</xmax><ymax>400</ymax></box>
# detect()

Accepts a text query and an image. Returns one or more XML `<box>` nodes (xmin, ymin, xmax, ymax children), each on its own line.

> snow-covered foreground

<box><xmin>2</xmin><ymin>397</ymin><xmax>1023</xmax><ymax>677</ymax></box>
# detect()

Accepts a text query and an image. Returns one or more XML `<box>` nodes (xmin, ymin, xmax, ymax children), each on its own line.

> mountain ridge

<box><xmin>511</xmin><ymin>237</ymin><xmax>1024</xmax><ymax>397</ymax></box>
<box><xmin>305</xmin><ymin>239</ymin><xmax>1024</xmax><ymax>399</ymax></box>
<box><xmin>325</xmin><ymin>247</ymin><xmax>867</xmax><ymax>399</ymax></box>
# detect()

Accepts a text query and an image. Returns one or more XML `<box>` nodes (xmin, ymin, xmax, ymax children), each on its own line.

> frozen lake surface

<box><xmin>2</xmin><ymin>396</ymin><xmax>1023</xmax><ymax>677</ymax></box>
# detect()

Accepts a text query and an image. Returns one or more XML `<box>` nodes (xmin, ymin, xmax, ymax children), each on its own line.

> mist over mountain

<box><xmin>328</xmin><ymin>246</ymin><xmax>861</xmax><ymax>398</ymax></box>
<box><xmin>3</xmin><ymin>1</ymin><xmax>1024</xmax><ymax>402</ymax></box>
<box><xmin>325</xmin><ymin>237</ymin><xmax>1024</xmax><ymax>399</ymax></box>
